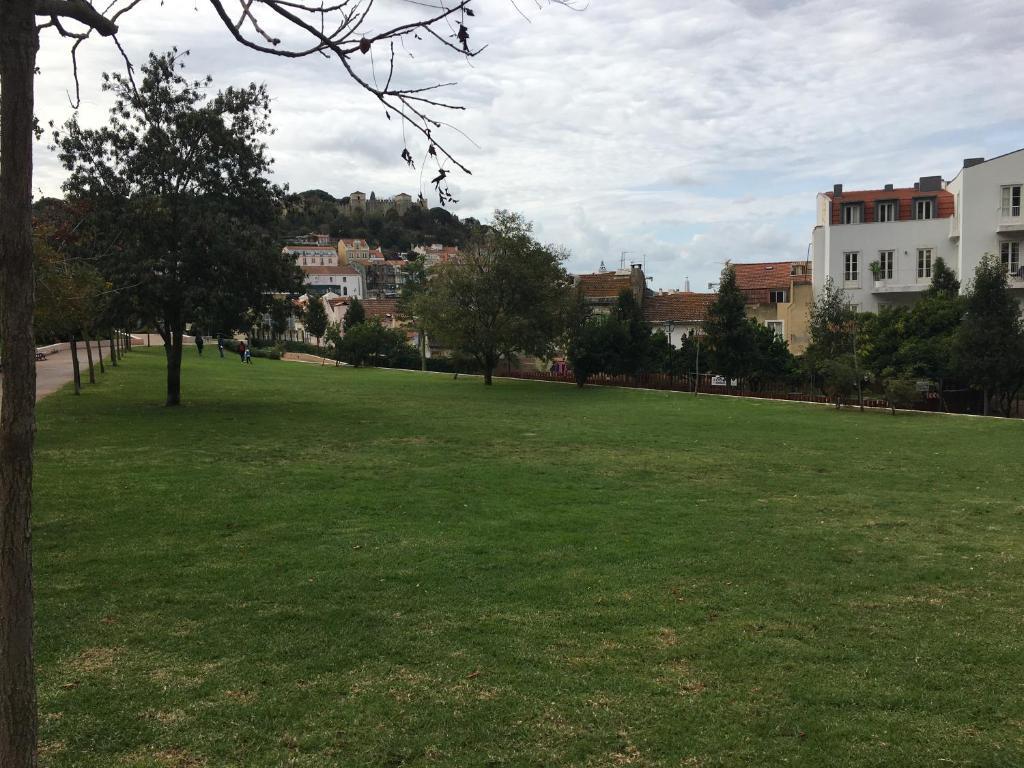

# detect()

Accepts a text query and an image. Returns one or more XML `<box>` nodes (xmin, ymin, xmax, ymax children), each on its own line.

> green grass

<box><xmin>33</xmin><ymin>349</ymin><xmax>1024</xmax><ymax>767</ymax></box>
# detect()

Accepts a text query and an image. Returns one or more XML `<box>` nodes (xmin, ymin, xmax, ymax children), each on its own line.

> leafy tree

<box><xmin>928</xmin><ymin>256</ymin><xmax>960</xmax><ymax>298</ymax></box>
<box><xmin>54</xmin><ymin>51</ymin><xmax>301</xmax><ymax>405</ymax></box>
<box><xmin>610</xmin><ymin>289</ymin><xmax>653</xmax><ymax>379</ymax></box>
<box><xmin>747</xmin><ymin>322</ymin><xmax>795</xmax><ymax>390</ymax></box>
<box><xmin>952</xmin><ymin>255</ymin><xmax>1024</xmax><ymax>416</ymax></box>
<box><xmin>334</xmin><ymin>320</ymin><xmax>409</xmax><ymax>367</ymax></box>
<box><xmin>703</xmin><ymin>264</ymin><xmax>755</xmax><ymax>388</ymax></box>
<box><xmin>900</xmin><ymin>292</ymin><xmax>963</xmax><ymax>408</ymax></box>
<box><xmin>883</xmin><ymin>377</ymin><xmax>921</xmax><ymax>415</ymax></box>
<box><xmin>819</xmin><ymin>357</ymin><xmax>858</xmax><ymax>408</ymax></box>
<box><xmin>399</xmin><ymin>255</ymin><xmax>430</xmax><ymax>371</ymax></box>
<box><xmin>807</xmin><ymin>276</ymin><xmax>856</xmax><ymax>364</ymax></box>
<box><xmin>303</xmin><ymin>294</ymin><xmax>329</xmax><ymax>355</ymax></box>
<box><xmin>343</xmin><ymin>297</ymin><xmax>366</xmax><ymax>332</ymax></box>
<box><xmin>417</xmin><ymin>211</ymin><xmax>572</xmax><ymax>385</ymax></box>
<box><xmin>857</xmin><ymin>306</ymin><xmax>908</xmax><ymax>382</ymax></box>
<box><xmin>1</xmin><ymin>5</ymin><xmax>574</xmax><ymax>762</ymax></box>
<box><xmin>567</xmin><ymin>314</ymin><xmax>629</xmax><ymax>388</ymax></box>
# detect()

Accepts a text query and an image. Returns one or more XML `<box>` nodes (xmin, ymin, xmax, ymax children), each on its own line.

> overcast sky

<box><xmin>32</xmin><ymin>0</ymin><xmax>1024</xmax><ymax>290</ymax></box>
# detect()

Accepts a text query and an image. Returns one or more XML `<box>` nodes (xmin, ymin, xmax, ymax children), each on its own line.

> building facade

<box><xmin>732</xmin><ymin>261</ymin><xmax>814</xmax><ymax>354</ymax></box>
<box><xmin>813</xmin><ymin>148</ymin><xmax>1024</xmax><ymax>312</ymax></box>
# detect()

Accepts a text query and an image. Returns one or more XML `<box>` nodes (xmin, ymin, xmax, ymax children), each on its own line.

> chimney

<box><xmin>963</xmin><ymin>157</ymin><xmax>985</xmax><ymax>169</ymax></box>
<box><xmin>833</xmin><ymin>183</ymin><xmax>843</xmax><ymax>196</ymax></box>
<box><xmin>919</xmin><ymin>175</ymin><xmax>943</xmax><ymax>192</ymax></box>
<box><xmin>914</xmin><ymin>182</ymin><xmax>920</xmax><ymax>191</ymax></box>
<box><xmin>884</xmin><ymin>184</ymin><xmax>894</xmax><ymax>191</ymax></box>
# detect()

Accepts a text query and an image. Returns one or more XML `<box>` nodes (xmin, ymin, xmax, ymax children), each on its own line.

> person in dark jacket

<box><xmin>195</xmin><ymin>333</ymin><xmax>204</xmax><ymax>356</ymax></box>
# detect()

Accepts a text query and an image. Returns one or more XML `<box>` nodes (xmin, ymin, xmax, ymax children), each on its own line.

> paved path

<box><xmin>34</xmin><ymin>341</ymin><xmax>118</xmax><ymax>401</ymax></box>
<box><xmin>0</xmin><ymin>342</ymin><xmax>119</xmax><ymax>403</ymax></box>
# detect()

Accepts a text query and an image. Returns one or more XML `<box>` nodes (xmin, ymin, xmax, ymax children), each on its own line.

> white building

<box><xmin>812</xmin><ymin>148</ymin><xmax>1024</xmax><ymax>312</ymax></box>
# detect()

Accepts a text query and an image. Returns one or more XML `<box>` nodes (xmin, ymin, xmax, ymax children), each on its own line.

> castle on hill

<box><xmin>343</xmin><ymin>190</ymin><xmax>428</xmax><ymax>215</ymax></box>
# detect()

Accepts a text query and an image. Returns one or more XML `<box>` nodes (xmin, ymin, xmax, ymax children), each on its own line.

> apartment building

<box><xmin>812</xmin><ymin>148</ymin><xmax>1024</xmax><ymax>312</ymax></box>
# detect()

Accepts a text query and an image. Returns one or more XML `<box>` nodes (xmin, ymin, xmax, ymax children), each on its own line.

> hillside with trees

<box><xmin>281</xmin><ymin>190</ymin><xmax>481</xmax><ymax>252</ymax></box>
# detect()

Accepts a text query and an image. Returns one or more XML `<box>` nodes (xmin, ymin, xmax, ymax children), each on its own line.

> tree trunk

<box><xmin>165</xmin><ymin>325</ymin><xmax>184</xmax><ymax>406</ymax></box>
<box><xmin>95</xmin><ymin>335</ymin><xmax>105</xmax><ymax>374</ymax></box>
<box><xmin>109</xmin><ymin>330</ymin><xmax>118</xmax><ymax>366</ymax></box>
<box><xmin>0</xmin><ymin>7</ymin><xmax>41</xmax><ymax>765</ymax></box>
<box><xmin>419</xmin><ymin>329</ymin><xmax>427</xmax><ymax>372</ymax></box>
<box><xmin>69</xmin><ymin>336</ymin><xmax>81</xmax><ymax>395</ymax></box>
<box><xmin>83</xmin><ymin>331</ymin><xmax>96</xmax><ymax>385</ymax></box>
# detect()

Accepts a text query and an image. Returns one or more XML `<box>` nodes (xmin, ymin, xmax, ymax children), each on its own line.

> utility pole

<box><xmin>694</xmin><ymin>335</ymin><xmax>701</xmax><ymax>396</ymax></box>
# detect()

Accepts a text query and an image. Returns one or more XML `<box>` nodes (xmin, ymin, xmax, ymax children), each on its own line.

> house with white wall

<box><xmin>812</xmin><ymin>148</ymin><xmax>1024</xmax><ymax>312</ymax></box>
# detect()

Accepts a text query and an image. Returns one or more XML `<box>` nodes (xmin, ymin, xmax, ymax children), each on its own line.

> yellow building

<box><xmin>732</xmin><ymin>261</ymin><xmax>813</xmax><ymax>354</ymax></box>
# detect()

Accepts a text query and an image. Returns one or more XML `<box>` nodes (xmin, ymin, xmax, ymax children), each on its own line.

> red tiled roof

<box><xmin>362</xmin><ymin>298</ymin><xmax>400</xmax><ymax>319</ymax></box>
<box><xmin>642</xmin><ymin>292</ymin><xmax>715</xmax><ymax>323</ymax></box>
<box><xmin>825</xmin><ymin>187</ymin><xmax>954</xmax><ymax>223</ymax></box>
<box><xmin>576</xmin><ymin>272</ymin><xmax>632</xmax><ymax>300</ymax></box>
<box><xmin>732</xmin><ymin>262</ymin><xmax>805</xmax><ymax>292</ymax></box>
<box><xmin>340</xmin><ymin>238</ymin><xmax>370</xmax><ymax>248</ymax></box>
<box><xmin>283</xmin><ymin>244</ymin><xmax>336</xmax><ymax>252</ymax></box>
<box><xmin>302</xmin><ymin>265</ymin><xmax>359</xmax><ymax>276</ymax></box>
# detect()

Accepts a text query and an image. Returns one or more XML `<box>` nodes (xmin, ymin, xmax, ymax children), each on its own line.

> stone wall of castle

<box><xmin>343</xmin><ymin>191</ymin><xmax>428</xmax><ymax>216</ymax></box>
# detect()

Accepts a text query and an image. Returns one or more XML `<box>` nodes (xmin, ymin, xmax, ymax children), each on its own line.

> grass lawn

<box><xmin>33</xmin><ymin>349</ymin><xmax>1024</xmax><ymax>767</ymax></box>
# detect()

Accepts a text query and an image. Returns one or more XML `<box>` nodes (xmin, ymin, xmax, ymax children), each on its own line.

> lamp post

<box><xmin>666</xmin><ymin>320</ymin><xmax>675</xmax><ymax>388</ymax></box>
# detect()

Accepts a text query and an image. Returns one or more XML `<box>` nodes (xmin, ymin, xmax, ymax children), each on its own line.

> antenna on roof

<box><xmin>620</xmin><ymin>250</ymin><xmax>631</xmax><ymax>270</ymax></box>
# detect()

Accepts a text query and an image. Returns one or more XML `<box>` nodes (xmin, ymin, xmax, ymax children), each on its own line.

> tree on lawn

<box><xmin>304</xmin><ymin>294</ymin><xmax>329</xmax><ymax>358</ymax></box>
<box><xmin>747</xmin><ymin>322</ymin><xmax>794</xmax><ymax>391</ymax></box>
<box><xmin>610</xmin><ymin>289</ymin><xmax>653</xmax><ymax>380</ymax></box>
<box><xmin>417</xmin><ymin>211</ymin><xmax>572</xmax><ymax>385</ymax></box>
<box><xmin>398</xmin><ymin>255</ymin><xmax>430</xmax><ymax>371</ymax></box>
<box><xmin>334</xmin><ymin>320</ymin><xmax>408</xmax><ymax>367</ymax></box>
<box><xmin>702</xmin><ymin>264</ymin><xmax>755</xmax><ymax>389</ymax></box>
<box><xmin>952</xmin><ymin>255</ymin><xmax>1024</xmax><ymax>416</ymax></box>
<box><xmin>805</xmin><ymin>275</ymin><xmax>860</xmax><ymax>400</ymax></box>
<box><xmin>54</xmin><ymin>51</ymin><xmax>302</xmax><ymax>405</ymax></box>
<box><xmin>343</xmin><ymin>297</ymin><xmax>366</xmax><ymax>333</ymax></box>
<box><xmin>567</xmin><ymin>314</ymin><xmax>629</xmax><ymax>388</ymax></box>
<box><xmin>1</xmin><ymin>3</ymin><xmax>573</xmax><ymax>762</ymax></box>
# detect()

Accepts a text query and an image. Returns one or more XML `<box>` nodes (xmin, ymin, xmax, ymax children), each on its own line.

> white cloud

<box><xmin>31</xmin><ymin>0</ymin><xmax>1024</xmax><ymax>290</ymax></box>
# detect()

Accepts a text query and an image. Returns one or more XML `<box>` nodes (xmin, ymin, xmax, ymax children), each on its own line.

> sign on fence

<box><xmin>711</xmin><ymin>376</ymin><xmax>727</xmax><ymax>387</ymax></box>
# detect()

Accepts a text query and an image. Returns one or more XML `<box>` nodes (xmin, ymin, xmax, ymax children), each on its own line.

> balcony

<box><xmin>870</xmin><ymin>280</ymin><xmax>931</xmax><ymax>295</ymax></box>
<box><xmin>998</xmin><ymin>207</ymin><xmax>1024</xmax><ymax>233</ymax></box>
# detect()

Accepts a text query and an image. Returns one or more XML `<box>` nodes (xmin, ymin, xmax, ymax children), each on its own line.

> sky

<box><xmin>31</xmin><ymin>0</ymin><xmax>1024</xmax><ymax>291</ymax></box>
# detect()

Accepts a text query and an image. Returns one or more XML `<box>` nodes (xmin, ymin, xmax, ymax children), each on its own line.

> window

<box><xmin>769</xmin><ymin>289</ymin><xmax>789</xmax><ymax>303</ymax></box>
<box><xmin>1001</xmin><ymin>241</ymin><xmax>1021</xmax><ymax>274</ymax></box>
<box><xmin>878</xmin><ymin>250</ymin><xmax>894</xmax><ymax>280</ymax></box>
<box><xmin>302</xmin><ymin>258</ymin><xmax>307</xmax><ymax>265</ymax></box>
<box><xmin>917</xmin><ymin>248</ymin><xmax>933</xmax><ymax>279</ymax></box>
<box><xmin>766</xmin><ymin>320</ymin><xmax>784</xmax><ymax>339</ymax></box>
<box><xmin>1002</xmin><ymin>185</ymin><xmax>1022</xmax><ymax>217</ymax></box>
<box><xmin>343</xmin><ymin>287</ymin><xmax>348</xmax><ymax>296</ymax></box>
<box><xmin>914</xmin><ymin>198</ymin><xmax>934</xmax><ymax>220</ymax></box>
<box><xmin>320</xmin><ymin>258</ymin><xmax>324</xmax><ymax>265</ymax></box>
<box><xmin>875</xmin><ymin>201</ymin><xmax>896</xmax><ymax>222</ymax></box>
<box><xmin>844</xmin><ymin>251</ymin><xmax>859</xmax><ymax>282</ymax></box>
<box><xmin>841</xmin><ymin>203</ymin><xmax>862</xmax><ymax>224</ymax></box>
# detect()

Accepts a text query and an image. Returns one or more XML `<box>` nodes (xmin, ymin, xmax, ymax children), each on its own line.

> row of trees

<box><xmin>806</xmin><ymin>256</ymin><xmax>1024</xmax><ymax>416</ymax></box>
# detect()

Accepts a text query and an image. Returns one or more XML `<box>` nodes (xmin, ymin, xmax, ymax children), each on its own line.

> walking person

<box><xmin>217</xmin><ymin>334</ymin><xmax>225</xmax><ymax>358</ymax></box>
<box><xmin>195</xmin><ymin>332</ymin><xmax>204</xmax><ymax>356</ymax></box>
<box><xmin>238</xmin><ymin>339</ymin><xmax>247</xmax><ymax>363</ymax></box>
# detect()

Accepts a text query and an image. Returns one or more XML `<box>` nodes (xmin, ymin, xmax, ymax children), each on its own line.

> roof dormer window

<box><xmin>841</xmin><ymin>203</ymin><xmax>863</xmax><ymax>224</ymax></box>
<box><xmin>914</xmin><ymin>198</ymin><xmax>934</xmax><ymax>220</ymax></box>
<box><xmin>875</xmin><ymin>200</ymin><xmax>897</xmax><ymax>222</ymax></box>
